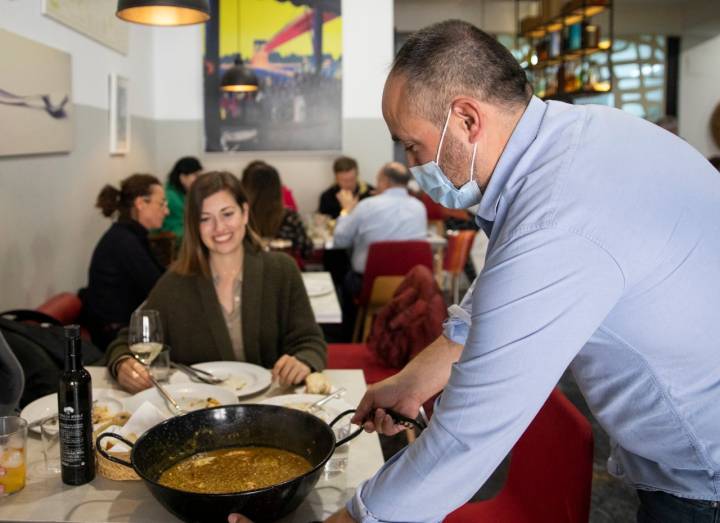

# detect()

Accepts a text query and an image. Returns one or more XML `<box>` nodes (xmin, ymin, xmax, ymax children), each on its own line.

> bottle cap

<box><xmin>64</xmin><ymin>324</ymin><xmax>81</xmax><ymax>339</ymax></box>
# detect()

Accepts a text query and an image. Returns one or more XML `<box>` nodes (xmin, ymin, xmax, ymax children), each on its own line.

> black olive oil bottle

<box><xmin>58</xmin><ymin>325</ymin><xmax>95</xmax><ymax>485</ymax></box>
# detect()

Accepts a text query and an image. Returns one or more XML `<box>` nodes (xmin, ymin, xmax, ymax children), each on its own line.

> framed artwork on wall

<box><xmin>109</xmin><ymin>73</ymin><xmax>129</xmax><ymax>155</ymax></box>
<box><xmin>203</xmin><ymin>0</ymin><xmax>342</xmax><ymax>152</ymax></box>
<box><xmin>0</xmin><ymin>29</ymin><xmax>73</xmax><ymax>157</ymax></box>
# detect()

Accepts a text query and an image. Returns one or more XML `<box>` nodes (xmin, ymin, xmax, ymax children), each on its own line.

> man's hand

<box><xmin>336</xmin><ymin>190</ymin><xmax>358</xmax><ymax>213</ymax></box>
<box><xmin>351</xmin><ymin>335</ymin><xmax>464</xmax><ymax>435</ymax></box>
<box><xmin>272</xmin><ymin>354</ymin><xmax>312</xmax><ymax>386</ymax></box>
<box><xmin>351</xmin><ymin>372</ymin><xmax>426</xmax><ymax>436</ymax></box>
<box><xmin>116</xmin><ymin>356</ymin><xmax>153</xmax><ymax>393</ymax></box>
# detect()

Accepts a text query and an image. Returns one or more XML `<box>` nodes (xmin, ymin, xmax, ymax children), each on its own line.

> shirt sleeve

<box><xmin>442</xmin><ymin>278</ymin><xmax>478</xmax><ymax>345</ymax></box>
<box><xmin>348</xmin><ymin>225</ymin><xmax>625</xmax><ymax>523</ymax></box>
<box><xmin>333</xmin><ymin>205</ymin><xmax>362</xmax><ymax>249</ymax></box>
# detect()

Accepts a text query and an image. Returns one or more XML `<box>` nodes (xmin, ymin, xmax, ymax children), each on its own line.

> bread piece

<box><xmin>305</xmin><ymin>372</ymin><xmax>332</xmax><ymax>394</ymax></box>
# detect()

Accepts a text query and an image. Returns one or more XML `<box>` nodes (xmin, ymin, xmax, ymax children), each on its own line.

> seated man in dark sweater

<box><xmin>317</xmin><ymin>156</ymin><xmax>374</xmax><ymax>219</ymax></box>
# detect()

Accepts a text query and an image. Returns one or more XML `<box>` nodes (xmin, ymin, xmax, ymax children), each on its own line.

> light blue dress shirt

<box><xmin>333</xmin><ymin>187</ymin><xmax>427</xmax><ymax>273</ymax></box>
<box><xmin>348</xmin><ymin>96</ymin><xmax>720</xmax><ymax>522</ymax></box>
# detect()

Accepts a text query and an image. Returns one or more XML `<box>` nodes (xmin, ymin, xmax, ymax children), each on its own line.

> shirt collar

<box><xmin>383</xmin><ymin>187</ymin><xmax>408</xmax><ymax>197</ymax></box>
<box><xmin>476</xmin><ymin>96</ymin><xmax>548</xmax><ymax>223</ymax></box>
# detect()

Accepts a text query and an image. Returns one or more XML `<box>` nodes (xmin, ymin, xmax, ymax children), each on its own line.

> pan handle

<box><xmin>329</xmin><ymin>409</ymin><xmax>364</xmax><ymax>448</ymax></box>
<box><xmin>96</xmin><ymin>432</ymin><xmax>135</xmax><ymax>468</ymax></box>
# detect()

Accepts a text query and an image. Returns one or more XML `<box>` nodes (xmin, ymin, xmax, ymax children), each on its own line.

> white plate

<box><xmin>258</xmin><ymin>394</ymin><xmax>353</xmax><ymax>426</ymax></box>
<box><xmin>303</xmin><ymin>279</ymin><xmax>335</xmax><ymax>298</ymax></box>
<box><xmin>124</xmin><ymin>383</ymin><xmax>238</xmax><ymax>417</ymax></box>
<box><xmin>170</xmin><ymin>361</ymin><xmax>272</xmax><ymax>398</ymax></box>
<box><xmin>20</xmin><ymin>388</ymin><xmax>129</xmax><ymax>434</ymax></box>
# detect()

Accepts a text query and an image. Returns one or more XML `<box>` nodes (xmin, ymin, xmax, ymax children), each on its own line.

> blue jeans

<box><xmin>637</xmin><ymin>490</ymin><xmax>720</xmax><ymax>523</ymax></box>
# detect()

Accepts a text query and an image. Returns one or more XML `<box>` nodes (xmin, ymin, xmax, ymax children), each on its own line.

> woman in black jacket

<box><xmin>82</xmin><ymin>174</ymin><xmax>168</xmax><ymax>350</ymax></box>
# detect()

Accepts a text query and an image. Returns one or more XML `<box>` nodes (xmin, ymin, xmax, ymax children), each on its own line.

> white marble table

<box><xmin>0</xmin><ymin>367</ymin><xmax>382</xmax><ymax>523</ymax></box>
<box><xmin>301</xmin><ymin>272</ymin><xmax>342</xmax><ymax>324</ymax></box>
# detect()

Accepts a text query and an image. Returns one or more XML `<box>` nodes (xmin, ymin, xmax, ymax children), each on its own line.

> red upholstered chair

<box><xmin>327</xmin><ymin>343</ymin><xmax>398</xmax><ymax>385</ymax></box>
<box><xmin>443</xmin><ymin>388</ymin><xmax>593</xmax><ymax>523</ymax></box>
<box><xmin>353</xmin><ymin>241</ymin><xmax>433</xmax><ymax>341</ymax></box>
<box><xmin>35</xmin><ymin>292</ymin><xmax>90</xmax><ymax>340</ymax></box>
<box><xmin>36</xmin><ymin>293</ymin><xmax>82</xmax><ymax>325</ymax></box>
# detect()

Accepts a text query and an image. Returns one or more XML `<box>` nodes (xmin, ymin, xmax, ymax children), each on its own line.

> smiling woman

<box><xmin>106</xmin><ymin>172</ymin><xmax>326</xmax><ymax>395</ymax></box>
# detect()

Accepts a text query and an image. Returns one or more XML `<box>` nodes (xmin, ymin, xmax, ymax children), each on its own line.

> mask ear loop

<box><xmin>435</xmin><ymin>108</ymin><xmax>453</xmax><ymax>165</ymax></box>
<box><xmin>469</xmin><ymin>142</ymin><xmax>478</xmax><ymax>183</ymax></box>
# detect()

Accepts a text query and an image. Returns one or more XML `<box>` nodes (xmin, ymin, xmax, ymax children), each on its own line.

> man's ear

<box><xmin>451</xmin><ymin>97</ymin><xmax>482</xmax><ymax>143</ymax></box>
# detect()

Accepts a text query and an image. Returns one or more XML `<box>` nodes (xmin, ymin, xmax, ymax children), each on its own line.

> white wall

<box><xmin>0</xmin><ymin>0</ymin><xmax>156</xmax><ymax>117</ymax></box>
<box><xmin>0</xmin><ymin>0</ymin><xmax>158</xmax><ymax>309</ymax></box>
<box><xmin>679</xmin><ymin>33</ymin><xmax>720</xmax><ymax>158</ymax></box>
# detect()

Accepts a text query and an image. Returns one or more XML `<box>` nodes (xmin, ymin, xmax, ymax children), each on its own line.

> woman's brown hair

<box><xmin>95</xmin><ymin>174</ymin><xmax>160</xmax><ymax>221</ymax></box>
<box><xmin>173</xmin><ymin>171</ymin><xmax>262</xmax><ymax>277</ymax></box>
<box><xmin>241</xmin><ymin>163</ymin><xmax>284</xmax><ymax>238</ymax></box>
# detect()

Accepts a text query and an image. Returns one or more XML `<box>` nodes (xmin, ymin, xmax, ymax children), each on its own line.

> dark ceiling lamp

<box><xmin>116</xmin><ymin>0</ymin><xmax>210</xmax><ymax>27</ymax></box>
<box><xmin>221</xmin><ymin>56</ymin><xmax>259</xmax><ymax>92</ymax></box>
<box><xmin>220</xmin><ymin>1</ymin><xmax>259</xmax><ymax>93</ymax></box>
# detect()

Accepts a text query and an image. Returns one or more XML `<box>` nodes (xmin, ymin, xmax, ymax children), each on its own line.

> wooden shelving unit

<box><xmin>516</xmin><ymin>0</ymin><xmax>614</xmax><ymax>100</ymax></box>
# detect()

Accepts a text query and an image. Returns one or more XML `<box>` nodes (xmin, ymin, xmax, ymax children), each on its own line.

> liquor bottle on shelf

<box><xmin>57</xmin><ymin>325</ymin><xmax>95</xmax><ymax>486</ymax></box>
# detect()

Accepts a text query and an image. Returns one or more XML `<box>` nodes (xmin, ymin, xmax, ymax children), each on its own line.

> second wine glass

<box><xmin>128</xmin><ymin>309</ymin><xmax>163</xmax><ymax>367</ymax></box>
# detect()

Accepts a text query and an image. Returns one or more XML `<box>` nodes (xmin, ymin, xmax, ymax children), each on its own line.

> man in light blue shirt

<box><xmin>339</xmin><ymin>20</ymin><xmax>720</xmax><ymax>523</ymax></box>
<box><xmin>228</xmin><ymin>20</ymin><xmax>720</xmax><ymax>523</ymax></box>
<box><xmin>333</xmin><ymin>161</ymin><xmax>427</xmax><ymax>276</ymax></box>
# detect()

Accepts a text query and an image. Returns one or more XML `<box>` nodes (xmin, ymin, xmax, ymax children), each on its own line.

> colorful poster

<box><xmin>204</xmin><ymin>0</ymin><xmax>342</xmax><ymax>152</ymax></box>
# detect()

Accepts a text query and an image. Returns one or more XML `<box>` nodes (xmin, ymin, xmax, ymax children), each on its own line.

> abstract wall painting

<box><xmin>109</xmin><ymin>74</ymin><xmax>130</xmax><ymax>155</ymax></box>
<box><xmin>204</xmin><ymin>0</ymin><xmax>342</xmax><ymax>152</ymax></box>
<box><xmin>0</xmin><ymin>29</ymin><xmax>73</xmax><ymax>157</ymax></box>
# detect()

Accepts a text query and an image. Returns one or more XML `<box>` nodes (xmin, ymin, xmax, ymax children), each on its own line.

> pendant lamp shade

<box><xmin>116</xmin><ymin>0</ymin><xmax>210</xmax><ymax>26</ymax></box>
<box><xmin>221</xmin><ymin>56</ymin><xmax>259</xmax><ymax>93</ymax></box>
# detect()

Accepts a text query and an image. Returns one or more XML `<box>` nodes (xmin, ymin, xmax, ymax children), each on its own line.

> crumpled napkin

<box><xmin>98</xmin><ymin>400</ymin><xmax>166</xmax><ymax>453</ymax></box>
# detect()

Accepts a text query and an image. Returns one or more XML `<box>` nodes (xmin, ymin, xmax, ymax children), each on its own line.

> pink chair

<box><xmin>444</xmin><ymin>388</ymin><xmax>593</xmax><ymax>523</ymax></box>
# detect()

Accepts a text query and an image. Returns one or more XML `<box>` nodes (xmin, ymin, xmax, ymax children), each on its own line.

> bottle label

<box><xmin>59</xmin><ymin>408</ymin><xmax>90</xmax><ymax>468</ymax></box>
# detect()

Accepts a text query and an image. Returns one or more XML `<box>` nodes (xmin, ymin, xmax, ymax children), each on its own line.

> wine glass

<box><xmin>128</xmin><ymin>310</ymin><xmax>164</xmax><ymax>368</ymax></box>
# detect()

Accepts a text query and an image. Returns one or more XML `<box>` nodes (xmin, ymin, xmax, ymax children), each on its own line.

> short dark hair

<box><xmin>333</xmin><ymin>156</ymin><xmax>358</xmax><ymax>174</ymax></box>
<box><xmin>167</xmin><ymin>156</ymin><xmax>203</xmax><ymax>194</ymax></box>
<box><xmin>380</xmin><ymin>162</ymin><xmax>411</xmax><ymax>186</ymax></box>
<box><xmin>390</xmin><ymin>20</ymin><xmax>531</xmax><ymax>125</ymax></box>
<box><xmin>242</xmin><ymin>163</ymin><xmax>284</xmax><ymax>238</ymax></box>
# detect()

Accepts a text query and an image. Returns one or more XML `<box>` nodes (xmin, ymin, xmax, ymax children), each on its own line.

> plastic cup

<box><xmin>0</xmin><ymin>416</ymin><xmax>28</xmax><ymax>495</ymax></box>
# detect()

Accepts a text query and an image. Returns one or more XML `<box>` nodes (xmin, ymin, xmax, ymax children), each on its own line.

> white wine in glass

<box><xmin>128</xmin><ymin>310</ymin><xmax>163</xmax><ymax>366</ymax></box>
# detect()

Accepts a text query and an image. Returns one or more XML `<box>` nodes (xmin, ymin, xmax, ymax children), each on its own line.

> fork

<box><xmin>171</xmin><ymin>362</ymin><xmax>226</xmax><ymax>385</ymax></box>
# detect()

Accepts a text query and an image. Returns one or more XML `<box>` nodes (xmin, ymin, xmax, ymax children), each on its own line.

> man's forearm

<box><xmin>401</xmin><ymin>334</ymin><xmax>463</xmax><ymax>399</ymax></box>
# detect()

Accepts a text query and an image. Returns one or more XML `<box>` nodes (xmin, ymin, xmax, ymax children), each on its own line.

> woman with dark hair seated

<box><xmin>107</xmin><ymin>171</ymin><xmax>326</xmax><ymax>393</ymax></box>
<box><xmin>242</xmin><ymin>162</ymin><xmax>313</xmax><ymax>259</ymax></box>
<box><xmin>82</xmin><ymin>174</ymin><xmax>168</xmax><ymax>351</ymax></box>
<box><xmin>160</xmin><ymin>156</ymin><xmax>203</xmax><ymax>244</ymax></box>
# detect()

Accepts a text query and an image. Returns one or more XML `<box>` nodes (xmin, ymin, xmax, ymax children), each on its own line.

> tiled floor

<box><xmin>377</xmin><ymin>372</ymin><xmax>639</xmax><ymax>522</ymax></box>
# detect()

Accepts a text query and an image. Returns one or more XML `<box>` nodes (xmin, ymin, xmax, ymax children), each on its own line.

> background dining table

<box><xmin>0</xmin><ymin>367</ymin><xmax>383</xmax><ymax>523</ymax></box>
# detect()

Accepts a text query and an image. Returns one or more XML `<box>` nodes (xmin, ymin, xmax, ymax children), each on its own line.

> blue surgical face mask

<box><xmin>409</xmin><ymin>108</ymin><xmax>482</xmax><ymax>209</ymax></box>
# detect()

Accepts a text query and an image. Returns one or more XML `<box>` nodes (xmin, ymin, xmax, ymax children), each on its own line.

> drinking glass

<box><xmin>149</xmin><ymin>345</ymin><xmax>172</xmax><ymax>383</ymax></box>
<box><xmin>40</xmin><ymin>416</ymin><xmax>61</xmax><ymax>476</ymax></box>
<box><xmin>0</xmin><ymin>416</ymin><xmax>28</xmax><ymax>495</ymax></box>
<box><xmin>128</xmin><ymin>310</ymin><xmax>164</xmax><ymax>368</ymax></box>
